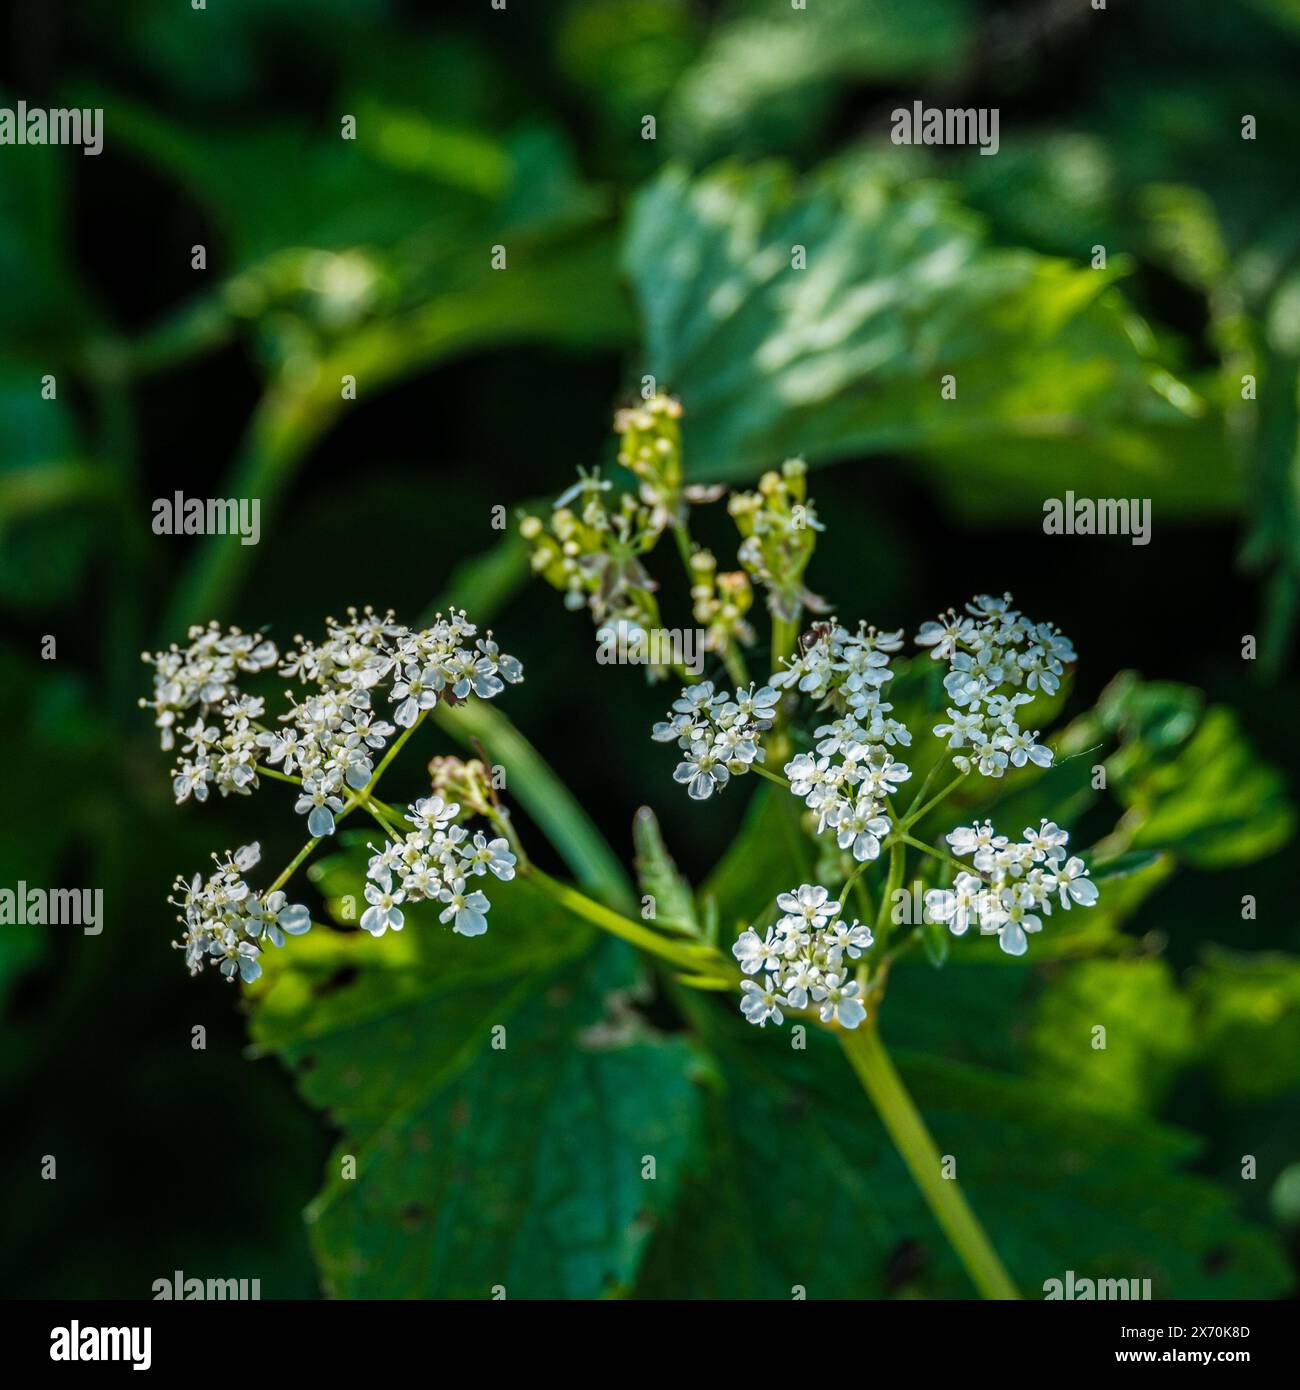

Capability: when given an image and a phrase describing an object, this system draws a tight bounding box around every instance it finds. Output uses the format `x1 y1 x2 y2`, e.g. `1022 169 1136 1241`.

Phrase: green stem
267 838 320 895
264 716 427 893
257 766 301 787
900 767 968 831
670 521 695 576
898 833 966 875
900 758 944 820
751 762 791 789
874 838 906 941
527 867 734 981
771 613 798 675
839 1025 1019 1300
851 873 875 926
361 803 406 841
370 710 427 782
721 642 751 690
487 806 531 872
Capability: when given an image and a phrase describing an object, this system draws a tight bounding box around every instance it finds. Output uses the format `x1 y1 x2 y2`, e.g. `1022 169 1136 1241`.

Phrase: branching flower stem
874 838 906 941
246 685 1016 1301
264 710 430 894
526 866 736 982
898 833 968 875
899 767 969 831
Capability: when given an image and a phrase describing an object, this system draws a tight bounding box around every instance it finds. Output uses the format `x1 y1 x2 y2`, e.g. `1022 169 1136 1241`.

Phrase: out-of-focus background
1 0 1298 1298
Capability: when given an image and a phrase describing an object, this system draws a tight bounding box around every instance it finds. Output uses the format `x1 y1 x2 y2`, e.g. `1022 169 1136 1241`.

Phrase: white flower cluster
924 819 1100 956
915 593 1073 778
169 842 311 984
777 622 912 863
140 622 280 801
143 608 523 838
651 681 778 799
732 884 874 1029
361 795 517 940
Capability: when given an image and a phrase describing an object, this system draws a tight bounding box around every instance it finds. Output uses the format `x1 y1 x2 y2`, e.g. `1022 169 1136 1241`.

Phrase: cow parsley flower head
915 594 1073 779
359 792 516 940
732 885 874 1029
729 459 825 621
651 680 778 799
169 842 311 982
150 606 526 984
140 622 278 755
924 819 1099 956
143 607 522 840
774 621 912 860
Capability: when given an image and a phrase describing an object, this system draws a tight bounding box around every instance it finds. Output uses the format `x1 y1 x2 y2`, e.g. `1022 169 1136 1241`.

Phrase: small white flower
438 878 491 937
813 973 867 1029
776 883 841 930
361 882 406 936
1054 856 1098 908
464 832 517 881
733 927 780 975
739 975 787 1027
295 778 345 837
673 742 730 800
247 891 312 947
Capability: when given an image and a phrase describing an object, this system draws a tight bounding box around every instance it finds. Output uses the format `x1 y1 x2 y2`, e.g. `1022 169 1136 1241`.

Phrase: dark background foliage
1 0 1297 1297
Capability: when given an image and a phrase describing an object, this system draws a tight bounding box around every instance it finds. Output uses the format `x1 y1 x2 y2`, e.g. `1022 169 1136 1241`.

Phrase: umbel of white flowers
925 819 1099 957
141 607 521 836
170 842 309 984
653 594 1069 861
733 884 874 1029
653 595 1100 1029
148 607 524 983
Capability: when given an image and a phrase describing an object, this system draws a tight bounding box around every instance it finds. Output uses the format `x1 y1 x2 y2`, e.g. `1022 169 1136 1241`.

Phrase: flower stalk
838 1022 1020 1300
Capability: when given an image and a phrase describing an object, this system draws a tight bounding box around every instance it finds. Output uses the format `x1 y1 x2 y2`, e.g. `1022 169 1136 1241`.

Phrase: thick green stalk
721 642 751 690
771 613 798 674
839 1024 1020 1300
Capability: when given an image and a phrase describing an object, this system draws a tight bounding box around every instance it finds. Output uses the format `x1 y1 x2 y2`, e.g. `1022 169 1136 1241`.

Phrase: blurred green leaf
625 160 1226 521
1087 849 1166 881
1110 704 1293 868
1192 948 1300 1102
1028 959 1194 1116
0 373 104 608
666 0 971 161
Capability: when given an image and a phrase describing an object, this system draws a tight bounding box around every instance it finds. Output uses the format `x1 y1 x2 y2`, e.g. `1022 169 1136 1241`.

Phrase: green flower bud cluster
728 458 824 622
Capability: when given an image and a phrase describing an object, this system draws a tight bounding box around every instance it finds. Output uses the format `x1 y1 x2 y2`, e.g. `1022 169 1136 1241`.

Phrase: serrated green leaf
632 805 699 935
250 877 705 1298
